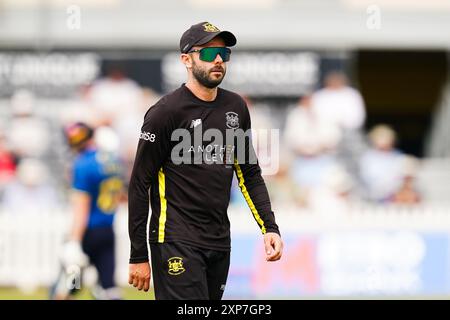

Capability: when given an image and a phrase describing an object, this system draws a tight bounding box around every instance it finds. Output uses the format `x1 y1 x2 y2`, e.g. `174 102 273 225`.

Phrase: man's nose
213 54 223 64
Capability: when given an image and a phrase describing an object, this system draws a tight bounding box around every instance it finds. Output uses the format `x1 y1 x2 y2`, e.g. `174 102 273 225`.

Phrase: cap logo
203 22 220 32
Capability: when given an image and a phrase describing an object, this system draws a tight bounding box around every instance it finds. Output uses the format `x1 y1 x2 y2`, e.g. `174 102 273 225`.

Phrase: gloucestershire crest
225 112 239 129
203 22 220 32
168 257 185 275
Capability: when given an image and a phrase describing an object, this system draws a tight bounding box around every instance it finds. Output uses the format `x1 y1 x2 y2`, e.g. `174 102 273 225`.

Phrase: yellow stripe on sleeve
158 168 167 243
234 160 267 234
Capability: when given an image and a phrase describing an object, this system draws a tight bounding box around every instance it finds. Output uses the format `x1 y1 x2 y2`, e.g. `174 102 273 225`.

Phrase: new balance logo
190 119 202 128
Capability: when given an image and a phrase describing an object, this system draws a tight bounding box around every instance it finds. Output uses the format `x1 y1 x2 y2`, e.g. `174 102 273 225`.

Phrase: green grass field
0 286 155 300
2 287 448 300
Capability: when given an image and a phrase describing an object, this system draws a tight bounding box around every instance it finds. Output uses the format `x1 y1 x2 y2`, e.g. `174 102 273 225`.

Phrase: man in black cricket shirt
128 21 283 300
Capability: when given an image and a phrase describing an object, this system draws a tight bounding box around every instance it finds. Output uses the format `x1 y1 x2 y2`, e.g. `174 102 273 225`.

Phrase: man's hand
128 262 151 292
264 232 283 262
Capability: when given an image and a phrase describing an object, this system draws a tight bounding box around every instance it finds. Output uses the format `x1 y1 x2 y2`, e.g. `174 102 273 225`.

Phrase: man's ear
180 54 192 69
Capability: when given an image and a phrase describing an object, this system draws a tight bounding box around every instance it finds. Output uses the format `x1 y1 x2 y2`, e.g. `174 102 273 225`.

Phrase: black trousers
150 242 230 300
82 226 116 290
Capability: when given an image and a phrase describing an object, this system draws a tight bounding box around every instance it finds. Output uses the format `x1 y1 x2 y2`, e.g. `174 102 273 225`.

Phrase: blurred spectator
0 128 17 189
89 63 142 128
114 87 161 186
312 71 366 131
89 65 157 188
60 84 98 126
2 158 58 213
308 164 354 216
283 95 343 207
284 95 341 157
243 96 276 176
6 90 52 160
359 124 404 202
312 71 367 183
390 155 422 205
114 87 160 154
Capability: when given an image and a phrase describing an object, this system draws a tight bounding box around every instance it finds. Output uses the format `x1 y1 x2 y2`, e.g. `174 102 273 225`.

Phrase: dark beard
192 62 226 89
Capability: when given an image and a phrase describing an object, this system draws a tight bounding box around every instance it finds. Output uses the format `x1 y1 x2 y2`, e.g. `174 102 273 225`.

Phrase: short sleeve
72 161 92 193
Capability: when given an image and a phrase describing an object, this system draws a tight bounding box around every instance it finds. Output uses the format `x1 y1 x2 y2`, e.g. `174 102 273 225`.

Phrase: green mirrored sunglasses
188 47 232 62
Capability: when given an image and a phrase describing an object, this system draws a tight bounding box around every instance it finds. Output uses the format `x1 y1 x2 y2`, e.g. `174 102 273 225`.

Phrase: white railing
1 204 450 294
0 210 68 289
0 207 133 291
